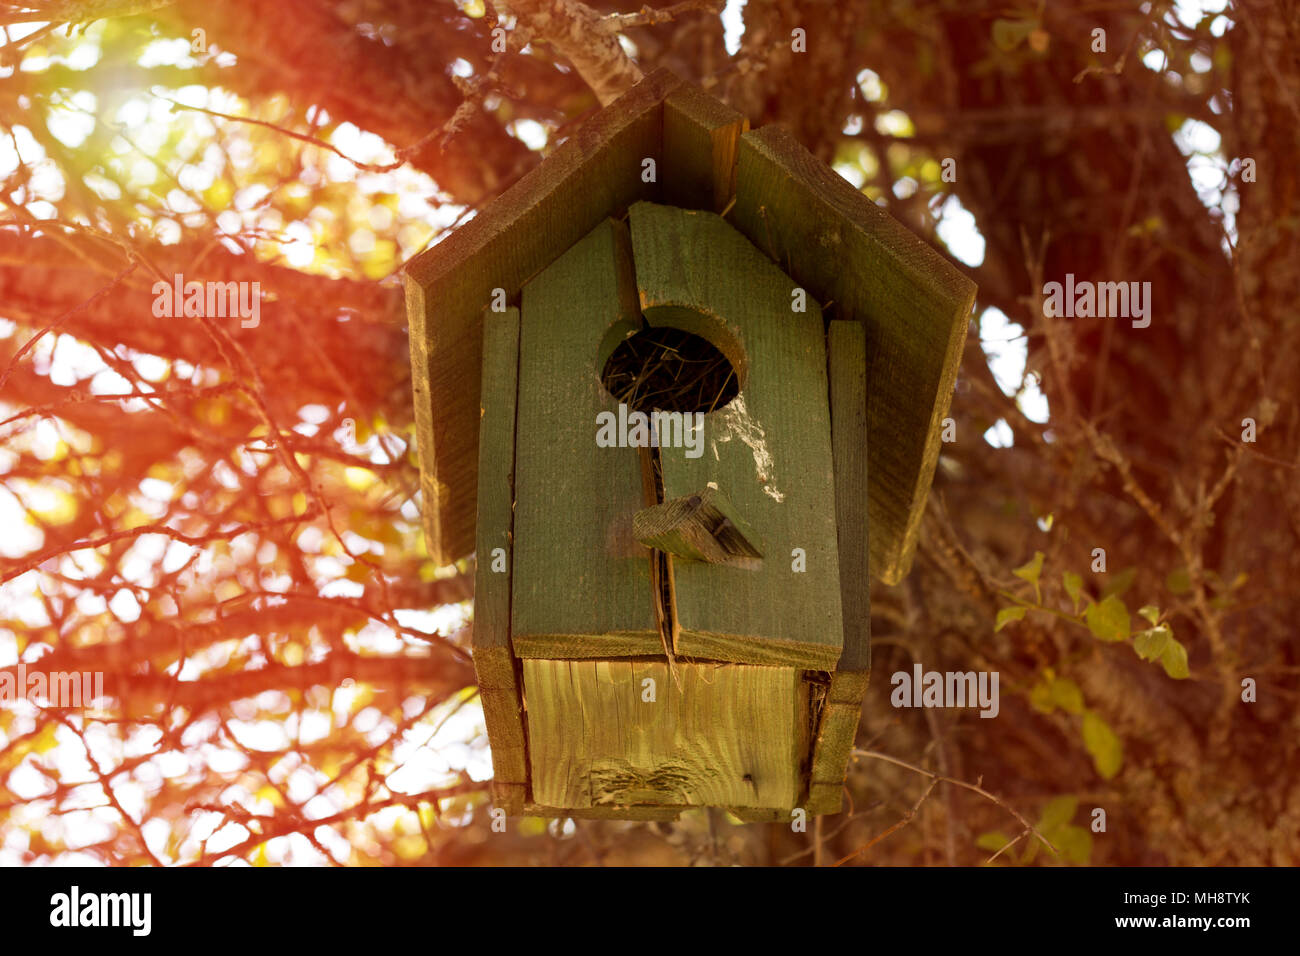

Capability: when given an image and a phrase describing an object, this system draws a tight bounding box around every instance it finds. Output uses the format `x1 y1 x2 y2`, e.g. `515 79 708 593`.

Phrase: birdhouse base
522 659 811 812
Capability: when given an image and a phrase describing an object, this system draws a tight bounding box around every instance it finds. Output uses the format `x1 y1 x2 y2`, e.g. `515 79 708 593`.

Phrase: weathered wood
809 700 863 790
492 781 526 816
523 658 807 810
728 806 803 824
828 320 871 673
522 803 682 821
810 323 873 810
731 125 976 585
629 201 844 669
405 69 685 564
662 85 748 213
633 486 763 569
472 306 527 785
806 782 844 816
511 218 662 659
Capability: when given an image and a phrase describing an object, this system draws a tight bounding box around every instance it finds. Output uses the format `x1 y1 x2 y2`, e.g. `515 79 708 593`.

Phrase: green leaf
1049 677 1085 715
1133 625 1171 662
1038 795 1078 830
1160 638 1190 679
1085 595 1131 643
1082 710 1123 779
1013 551 1045 602
1051 825 1093 865
1028 679 1056 714
995 605 1028 632
1013 551 1045 586
1063 571 1083 609
1138 605 1161 626
975 831 1013 852
1100 566 1137 599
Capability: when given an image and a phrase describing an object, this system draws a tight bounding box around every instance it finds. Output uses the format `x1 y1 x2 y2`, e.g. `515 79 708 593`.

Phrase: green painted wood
405 69 684 564
632 486 763 569
731 126 976 585
806 326 871 810
472 306 527 785
629 201 844 670
510 218 662 659
809 700 862 788
806 782 844 816
828 320 871 675
662 85 748 213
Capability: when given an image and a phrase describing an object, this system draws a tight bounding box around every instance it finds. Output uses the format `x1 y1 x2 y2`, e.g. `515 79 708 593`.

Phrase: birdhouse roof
404 69 974 585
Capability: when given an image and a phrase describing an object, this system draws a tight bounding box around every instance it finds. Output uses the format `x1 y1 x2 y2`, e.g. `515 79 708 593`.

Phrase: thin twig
851 749 1058 861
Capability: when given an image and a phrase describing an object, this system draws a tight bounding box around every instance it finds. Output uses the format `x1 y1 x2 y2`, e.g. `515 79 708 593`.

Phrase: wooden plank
728 807 800 824
731 125 976 585
629 201 844 670
806 782 844 816
633 486 763 569
809 700 863 788
813 324 872 817
521 803 682 821
492 781 526 816
523 659 807 810
471 306 528 785
828 320 871 674
405 68 685 564
662 85 748 213
510 218 662 659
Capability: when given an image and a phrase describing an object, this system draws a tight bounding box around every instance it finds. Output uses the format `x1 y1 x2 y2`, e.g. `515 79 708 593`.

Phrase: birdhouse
404 71 974 821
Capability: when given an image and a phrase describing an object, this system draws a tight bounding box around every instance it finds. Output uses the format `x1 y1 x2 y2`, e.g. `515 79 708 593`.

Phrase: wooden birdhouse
404 71 975 821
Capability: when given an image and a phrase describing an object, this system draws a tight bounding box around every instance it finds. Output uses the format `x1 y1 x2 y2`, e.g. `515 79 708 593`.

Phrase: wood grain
662 85 748 213
523 658 807 810
510 218 662 659
827 320 871 674
731 125 976 585
632 486 764 569
801 322 873 813
405 69 684 564
472 306 527 785
629 201 844 669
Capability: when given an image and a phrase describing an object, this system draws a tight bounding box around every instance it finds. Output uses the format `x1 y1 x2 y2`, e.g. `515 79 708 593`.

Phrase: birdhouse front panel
404 71 976 820
502 204 842 812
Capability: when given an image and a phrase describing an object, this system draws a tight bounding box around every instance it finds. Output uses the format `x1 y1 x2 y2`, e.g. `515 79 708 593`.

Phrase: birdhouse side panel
472 305 528 791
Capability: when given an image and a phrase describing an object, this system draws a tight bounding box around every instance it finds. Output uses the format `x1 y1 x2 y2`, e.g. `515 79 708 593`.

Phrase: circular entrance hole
601 326 740 414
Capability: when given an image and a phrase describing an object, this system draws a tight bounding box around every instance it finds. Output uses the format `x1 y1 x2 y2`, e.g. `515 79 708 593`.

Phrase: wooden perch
633 487 763 569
